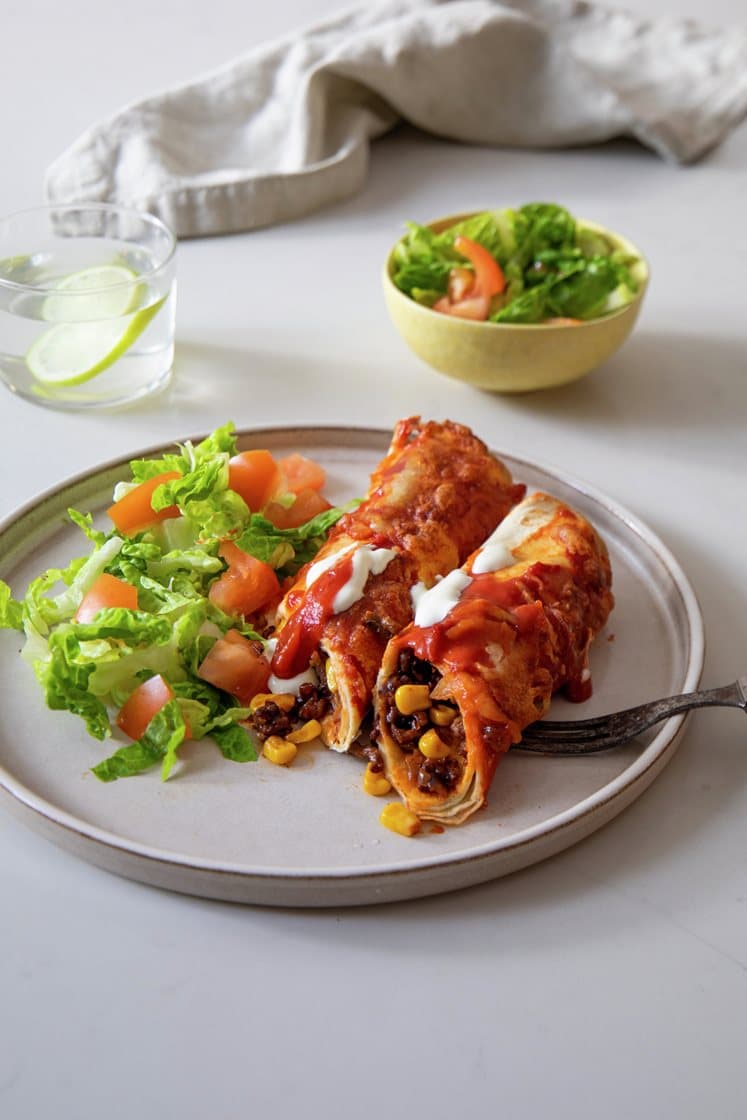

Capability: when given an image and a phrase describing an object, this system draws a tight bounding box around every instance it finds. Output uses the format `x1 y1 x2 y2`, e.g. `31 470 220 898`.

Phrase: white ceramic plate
0 426 704 907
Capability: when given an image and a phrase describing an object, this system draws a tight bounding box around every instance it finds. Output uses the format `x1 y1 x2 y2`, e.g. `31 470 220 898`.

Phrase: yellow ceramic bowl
382 214 649 393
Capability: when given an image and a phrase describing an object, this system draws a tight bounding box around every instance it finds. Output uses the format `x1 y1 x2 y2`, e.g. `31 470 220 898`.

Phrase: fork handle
518 680 747 753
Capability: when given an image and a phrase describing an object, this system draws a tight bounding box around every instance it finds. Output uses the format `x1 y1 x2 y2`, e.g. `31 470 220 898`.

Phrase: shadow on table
159 338 371 410
160 331 746 442
505 328 747 434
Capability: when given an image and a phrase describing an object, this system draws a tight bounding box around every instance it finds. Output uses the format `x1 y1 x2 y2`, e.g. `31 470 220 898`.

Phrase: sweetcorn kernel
394 684 431 715
418 729 449 759
363 764 392 797
430 704 457 727
287 719 322 744
250 692 295 712
380 802 421 837
262 736 298 766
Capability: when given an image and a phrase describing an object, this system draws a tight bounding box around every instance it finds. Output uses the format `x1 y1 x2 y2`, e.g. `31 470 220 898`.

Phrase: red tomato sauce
271 552 355 679
399 560 592 700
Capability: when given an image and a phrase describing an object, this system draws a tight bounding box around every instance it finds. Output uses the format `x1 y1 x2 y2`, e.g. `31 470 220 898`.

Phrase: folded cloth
45 0 747 238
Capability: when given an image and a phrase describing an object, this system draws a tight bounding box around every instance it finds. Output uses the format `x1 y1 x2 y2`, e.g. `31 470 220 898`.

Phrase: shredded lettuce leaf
92 699 189 782
236 504 356 578
2 422 347 782
0 581 23 631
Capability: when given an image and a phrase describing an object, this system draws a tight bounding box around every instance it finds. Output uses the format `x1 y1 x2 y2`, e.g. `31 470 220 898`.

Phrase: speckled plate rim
0 425 704 906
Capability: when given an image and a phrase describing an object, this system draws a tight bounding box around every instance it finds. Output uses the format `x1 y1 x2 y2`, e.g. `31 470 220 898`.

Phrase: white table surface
2 1 746 1116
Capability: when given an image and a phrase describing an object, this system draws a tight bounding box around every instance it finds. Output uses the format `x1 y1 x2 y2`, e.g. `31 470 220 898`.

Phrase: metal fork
516 677 747 754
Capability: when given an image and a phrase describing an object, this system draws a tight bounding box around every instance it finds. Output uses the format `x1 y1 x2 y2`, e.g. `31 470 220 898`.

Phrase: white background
1 2 746 1117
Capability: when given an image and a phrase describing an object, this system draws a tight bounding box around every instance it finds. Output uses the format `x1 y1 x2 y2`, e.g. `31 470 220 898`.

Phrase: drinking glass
0 203 176 409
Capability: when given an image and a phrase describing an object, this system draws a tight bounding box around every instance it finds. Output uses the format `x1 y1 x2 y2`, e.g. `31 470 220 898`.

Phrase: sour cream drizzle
332 545 396 613
305 542 357 589
413 570 473 628
269 666 318 696
270 542 398 681
306 542 396 615
471 495 560 575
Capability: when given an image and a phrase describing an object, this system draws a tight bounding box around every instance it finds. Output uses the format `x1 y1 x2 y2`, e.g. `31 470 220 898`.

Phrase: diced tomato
433 237 505 322
75 573 138 623
116 675 175 741
228 450 281 511
197 629 271 704
263 487 332 530
453 236 505 297
276 453 326 495
434 293 491 321
107 471 181 534
208 541 281 617
447 266 476 303
228 448 329 523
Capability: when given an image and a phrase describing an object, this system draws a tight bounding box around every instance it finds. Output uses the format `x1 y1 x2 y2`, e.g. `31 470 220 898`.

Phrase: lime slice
27 300 164 388
41 264 139 323
26 265 165 388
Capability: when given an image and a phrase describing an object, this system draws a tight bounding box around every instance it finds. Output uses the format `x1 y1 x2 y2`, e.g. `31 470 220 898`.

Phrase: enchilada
257 417 525 752
374 492 614 825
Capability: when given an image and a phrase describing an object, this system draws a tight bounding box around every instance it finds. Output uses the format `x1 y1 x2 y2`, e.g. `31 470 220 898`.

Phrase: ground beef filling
361 742 385 773
250 679 332 741
383 649 465 795
251 702 294 741
297 681 331 722
412 753 461 795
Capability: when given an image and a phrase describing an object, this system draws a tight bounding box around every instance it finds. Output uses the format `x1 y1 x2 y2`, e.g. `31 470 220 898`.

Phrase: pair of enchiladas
252 417 614 828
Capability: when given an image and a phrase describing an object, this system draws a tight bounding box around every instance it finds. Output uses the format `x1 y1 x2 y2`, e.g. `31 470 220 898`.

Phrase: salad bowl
383 212 649 393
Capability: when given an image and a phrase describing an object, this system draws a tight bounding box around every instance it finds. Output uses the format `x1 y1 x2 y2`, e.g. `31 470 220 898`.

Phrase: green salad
0 423 346 783
391 202 643 324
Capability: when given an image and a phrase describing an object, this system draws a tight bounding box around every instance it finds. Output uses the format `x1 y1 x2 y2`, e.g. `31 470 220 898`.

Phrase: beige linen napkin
45 0 747 238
